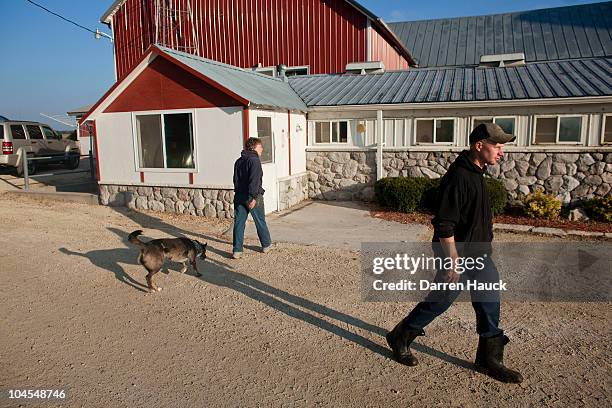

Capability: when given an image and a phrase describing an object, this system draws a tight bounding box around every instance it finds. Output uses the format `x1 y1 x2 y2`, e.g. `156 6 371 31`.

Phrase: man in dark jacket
386 123 523 383
232 137 272 259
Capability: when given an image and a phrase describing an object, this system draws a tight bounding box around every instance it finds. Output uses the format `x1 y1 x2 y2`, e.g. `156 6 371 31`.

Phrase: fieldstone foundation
307 150 612 204
278 172 309 211
99 184 234 218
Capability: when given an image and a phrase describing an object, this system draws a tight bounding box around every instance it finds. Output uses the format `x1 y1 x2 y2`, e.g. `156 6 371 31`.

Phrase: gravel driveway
1 194 610 407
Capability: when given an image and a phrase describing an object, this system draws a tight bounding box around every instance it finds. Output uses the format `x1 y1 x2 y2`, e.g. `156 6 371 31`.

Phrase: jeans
402 256 503 338
232 195 272 253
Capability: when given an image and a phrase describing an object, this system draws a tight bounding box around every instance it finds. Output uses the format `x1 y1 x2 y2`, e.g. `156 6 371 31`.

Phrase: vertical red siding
370 26 409 70
112 0 392 78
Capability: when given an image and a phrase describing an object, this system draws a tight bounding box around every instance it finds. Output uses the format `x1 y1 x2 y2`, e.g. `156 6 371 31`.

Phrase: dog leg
180 261 189 274
145 269 162 293
192 259 201 277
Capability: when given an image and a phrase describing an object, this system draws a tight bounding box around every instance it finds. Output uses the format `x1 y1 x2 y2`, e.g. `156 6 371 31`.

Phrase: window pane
10 125 26 140
26 125 43 139
257 116 273 163
474 118 493 129
605 116 612 143
331 122 338 143
535 117 557 144
136 115 164 168
42 126 57 140
494 118 515 135
315 122 330 143
416 120 433 143
559 117 581 142
384 119 394 147
436 119 454 143
339 121 348 143
164 113 194 168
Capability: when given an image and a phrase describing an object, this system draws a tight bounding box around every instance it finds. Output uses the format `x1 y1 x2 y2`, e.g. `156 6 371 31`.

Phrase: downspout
366 19 372 62
376 109 384 180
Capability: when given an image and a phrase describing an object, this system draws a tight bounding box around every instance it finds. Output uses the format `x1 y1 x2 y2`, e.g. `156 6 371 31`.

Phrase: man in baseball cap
386 122 523 383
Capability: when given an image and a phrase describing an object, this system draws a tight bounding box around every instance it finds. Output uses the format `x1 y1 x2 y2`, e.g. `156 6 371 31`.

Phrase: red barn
101 0 415 79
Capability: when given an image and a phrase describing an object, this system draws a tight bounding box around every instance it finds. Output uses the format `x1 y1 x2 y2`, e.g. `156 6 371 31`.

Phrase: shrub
584 196 612 222
374 177 439 213
375 176 508 215
522 191 561 220
485 178 508 216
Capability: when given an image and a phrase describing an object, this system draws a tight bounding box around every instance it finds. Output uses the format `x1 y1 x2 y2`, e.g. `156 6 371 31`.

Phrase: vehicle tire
15 158 37 177
64 155 80 170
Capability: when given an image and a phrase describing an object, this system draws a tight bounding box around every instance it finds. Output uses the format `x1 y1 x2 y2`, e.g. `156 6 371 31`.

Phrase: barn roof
388 1 612 68
288 57 612 106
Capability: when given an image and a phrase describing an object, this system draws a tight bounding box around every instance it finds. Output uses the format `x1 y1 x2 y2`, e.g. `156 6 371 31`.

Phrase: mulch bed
370 207 612 233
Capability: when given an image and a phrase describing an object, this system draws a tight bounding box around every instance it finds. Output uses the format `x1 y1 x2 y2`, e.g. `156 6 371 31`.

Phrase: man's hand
247 198 257 210
443 267 461 284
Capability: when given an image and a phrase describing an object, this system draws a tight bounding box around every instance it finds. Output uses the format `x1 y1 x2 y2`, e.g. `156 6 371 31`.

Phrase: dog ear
202 242 207 248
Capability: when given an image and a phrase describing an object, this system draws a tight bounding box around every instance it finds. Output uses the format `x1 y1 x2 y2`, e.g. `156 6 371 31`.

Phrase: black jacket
432 150 493 250
233 150 265 203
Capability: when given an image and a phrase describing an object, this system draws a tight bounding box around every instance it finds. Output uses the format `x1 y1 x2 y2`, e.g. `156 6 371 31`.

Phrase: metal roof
158 47 307 111
287 57 612 106
388 2 612 67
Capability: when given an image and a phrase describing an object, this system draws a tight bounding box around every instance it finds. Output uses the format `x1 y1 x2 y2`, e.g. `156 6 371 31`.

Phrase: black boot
386 323 424 366
474 334 523 383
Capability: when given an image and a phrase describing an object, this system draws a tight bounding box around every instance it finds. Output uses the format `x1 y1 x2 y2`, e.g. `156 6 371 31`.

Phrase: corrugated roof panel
287 57 612 106
388 2 612 67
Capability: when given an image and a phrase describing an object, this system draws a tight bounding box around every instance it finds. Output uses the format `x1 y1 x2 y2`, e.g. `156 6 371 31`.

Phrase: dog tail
128 230 147 249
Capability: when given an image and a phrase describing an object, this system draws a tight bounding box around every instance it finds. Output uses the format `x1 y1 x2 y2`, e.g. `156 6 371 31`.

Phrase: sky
0 0 599 130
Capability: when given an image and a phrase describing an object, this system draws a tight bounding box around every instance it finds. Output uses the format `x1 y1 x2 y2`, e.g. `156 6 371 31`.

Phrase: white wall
290 112 307 174
96 107 243 187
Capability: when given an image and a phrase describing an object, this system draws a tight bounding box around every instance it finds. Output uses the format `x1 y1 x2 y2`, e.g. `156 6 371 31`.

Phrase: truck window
10 125 26 139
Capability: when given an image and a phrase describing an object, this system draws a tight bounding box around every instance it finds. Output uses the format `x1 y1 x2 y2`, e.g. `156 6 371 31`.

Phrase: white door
262 162 277 214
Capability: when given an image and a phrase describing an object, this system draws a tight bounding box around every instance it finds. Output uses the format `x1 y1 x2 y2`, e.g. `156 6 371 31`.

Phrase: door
10 124 37 156
256 116 278 213
24 124 48 155
41 125 65 155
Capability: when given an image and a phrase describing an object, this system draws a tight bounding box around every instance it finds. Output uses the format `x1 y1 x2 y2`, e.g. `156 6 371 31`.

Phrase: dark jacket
432 150 493 252
233 150 265 203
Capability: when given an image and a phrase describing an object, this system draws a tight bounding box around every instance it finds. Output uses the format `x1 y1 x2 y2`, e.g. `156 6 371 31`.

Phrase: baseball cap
469 122 516 144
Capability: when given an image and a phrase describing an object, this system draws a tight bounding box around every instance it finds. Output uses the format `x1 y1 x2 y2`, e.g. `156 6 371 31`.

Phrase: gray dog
128 230 207 292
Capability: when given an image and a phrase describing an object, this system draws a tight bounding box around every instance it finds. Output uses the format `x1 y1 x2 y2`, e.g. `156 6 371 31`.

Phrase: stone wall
307 150 612 204
278 172 309 211
306 151 377 201
99 184 234 218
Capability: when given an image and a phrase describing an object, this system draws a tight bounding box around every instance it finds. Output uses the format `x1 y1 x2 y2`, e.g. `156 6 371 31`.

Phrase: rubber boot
386 323 424 366
474 334 523 383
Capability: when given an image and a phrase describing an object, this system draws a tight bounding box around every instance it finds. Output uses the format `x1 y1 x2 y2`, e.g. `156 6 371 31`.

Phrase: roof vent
345 61 385 75
479 53 526 67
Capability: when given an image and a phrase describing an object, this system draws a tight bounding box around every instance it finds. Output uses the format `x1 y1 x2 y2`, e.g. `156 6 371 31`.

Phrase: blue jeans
402 256 503 338
232 195 272 253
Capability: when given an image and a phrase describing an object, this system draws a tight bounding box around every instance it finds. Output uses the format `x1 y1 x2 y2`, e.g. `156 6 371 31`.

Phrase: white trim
471 115 517 144
602 114 612 145
110 19 117 81
413 117 456 145
533 114 586 145
132 109 198 172
306 96 612 111
100 181 233 189
311 120 350 145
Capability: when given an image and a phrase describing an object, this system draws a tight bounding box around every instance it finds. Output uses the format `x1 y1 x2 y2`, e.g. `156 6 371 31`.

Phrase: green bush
584 196 612 222
374 177 439 213
485 178 508 216
522 191 561 220
375 176 508 215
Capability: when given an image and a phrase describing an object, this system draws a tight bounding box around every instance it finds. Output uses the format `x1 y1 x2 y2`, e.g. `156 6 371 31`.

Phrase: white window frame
533 114 585 145
414 118 456 145
312 120 350 145
131 109 198 173
285 65 310 76
601 113 612 145
471 116 517 144
255 115 275 164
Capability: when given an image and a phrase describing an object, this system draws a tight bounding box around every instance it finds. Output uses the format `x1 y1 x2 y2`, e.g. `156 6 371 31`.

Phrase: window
42 126 60 140
285 66 309 77
314 121 348 144
256 117 273 164
415 119 454 144
383 119 405 147
603 115 612 144
473 116 516 136
135 112 194 169
534 116 582 144
10 125 26 140
26 125 43 140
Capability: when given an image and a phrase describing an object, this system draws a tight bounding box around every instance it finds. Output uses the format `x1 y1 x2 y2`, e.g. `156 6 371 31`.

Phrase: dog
128 230 207 292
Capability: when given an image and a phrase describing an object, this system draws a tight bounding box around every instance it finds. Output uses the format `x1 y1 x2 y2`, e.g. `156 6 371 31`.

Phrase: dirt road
1 194 610 407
